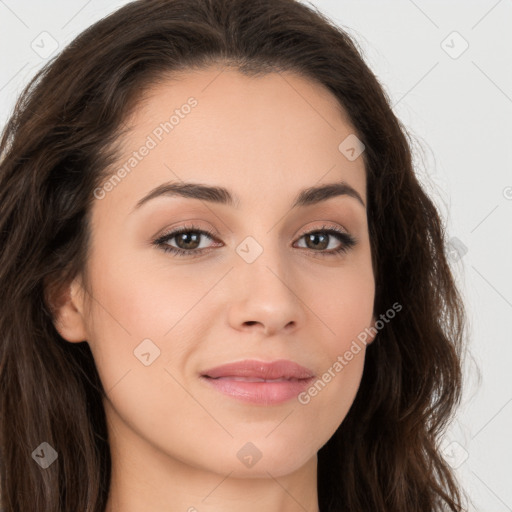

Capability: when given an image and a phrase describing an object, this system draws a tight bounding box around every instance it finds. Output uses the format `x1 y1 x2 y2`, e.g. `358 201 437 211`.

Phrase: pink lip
200 359 315 405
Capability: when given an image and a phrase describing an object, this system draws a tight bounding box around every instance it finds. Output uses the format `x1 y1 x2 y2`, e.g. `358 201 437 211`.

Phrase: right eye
153 224 222 257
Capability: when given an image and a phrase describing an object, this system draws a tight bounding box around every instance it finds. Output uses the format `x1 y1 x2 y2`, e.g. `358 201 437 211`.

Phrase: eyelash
153 223 357 258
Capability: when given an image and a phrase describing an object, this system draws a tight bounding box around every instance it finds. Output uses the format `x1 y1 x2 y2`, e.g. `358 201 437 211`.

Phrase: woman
0 0 468 510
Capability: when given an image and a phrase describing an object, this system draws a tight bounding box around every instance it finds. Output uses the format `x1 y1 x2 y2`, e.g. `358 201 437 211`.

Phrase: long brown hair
0 0 467 510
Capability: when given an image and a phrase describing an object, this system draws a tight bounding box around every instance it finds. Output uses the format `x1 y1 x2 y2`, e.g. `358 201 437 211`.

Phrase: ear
45 275 88 343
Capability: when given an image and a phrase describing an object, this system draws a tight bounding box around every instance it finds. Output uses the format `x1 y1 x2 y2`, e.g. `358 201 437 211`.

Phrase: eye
153 223 357 258
153 223 220 258
293 224 357 255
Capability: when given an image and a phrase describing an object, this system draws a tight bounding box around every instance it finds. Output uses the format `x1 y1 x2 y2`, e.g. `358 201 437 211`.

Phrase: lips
200 359 315 405
201 359 315 381
201 359 314 407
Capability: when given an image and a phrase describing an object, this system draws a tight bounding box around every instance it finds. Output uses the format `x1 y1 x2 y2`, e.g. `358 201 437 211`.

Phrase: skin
52 66 376 512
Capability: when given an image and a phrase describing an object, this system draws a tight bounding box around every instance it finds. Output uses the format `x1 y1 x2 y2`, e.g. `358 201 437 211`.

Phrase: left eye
296 230 351 251
154 224 356 257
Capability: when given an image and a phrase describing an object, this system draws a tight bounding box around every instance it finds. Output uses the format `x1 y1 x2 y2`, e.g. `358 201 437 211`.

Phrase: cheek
298 262 374 416
296 274 372 440
82 248 215 392
310 262 375 352
87 244 204 337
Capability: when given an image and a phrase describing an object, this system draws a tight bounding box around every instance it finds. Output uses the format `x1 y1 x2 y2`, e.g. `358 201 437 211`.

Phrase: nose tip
228 261 303 336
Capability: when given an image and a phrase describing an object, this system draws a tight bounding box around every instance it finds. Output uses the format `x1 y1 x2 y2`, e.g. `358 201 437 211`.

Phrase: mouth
205 376 305 382
200 359 315 405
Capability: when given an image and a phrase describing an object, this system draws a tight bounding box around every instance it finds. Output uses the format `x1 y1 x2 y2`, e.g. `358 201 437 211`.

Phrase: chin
209 437 317 479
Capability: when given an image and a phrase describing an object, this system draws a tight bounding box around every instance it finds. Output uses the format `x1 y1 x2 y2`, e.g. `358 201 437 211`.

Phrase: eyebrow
131 179 366 214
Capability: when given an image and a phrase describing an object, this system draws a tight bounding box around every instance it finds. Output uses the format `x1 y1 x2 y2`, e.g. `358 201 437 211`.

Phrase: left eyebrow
130 179 366 214
293 181 366 209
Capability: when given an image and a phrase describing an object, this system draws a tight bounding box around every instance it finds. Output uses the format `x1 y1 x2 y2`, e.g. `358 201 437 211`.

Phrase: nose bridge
235 233 288 289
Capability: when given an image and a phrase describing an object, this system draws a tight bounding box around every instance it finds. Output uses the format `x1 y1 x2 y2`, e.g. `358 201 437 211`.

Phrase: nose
226 245 306 337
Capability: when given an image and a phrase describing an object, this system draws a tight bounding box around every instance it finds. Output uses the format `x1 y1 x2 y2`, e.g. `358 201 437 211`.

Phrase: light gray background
1 1 511 510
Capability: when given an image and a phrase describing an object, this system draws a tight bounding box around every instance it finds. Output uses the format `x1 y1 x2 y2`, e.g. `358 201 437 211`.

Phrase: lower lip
200 376 314 405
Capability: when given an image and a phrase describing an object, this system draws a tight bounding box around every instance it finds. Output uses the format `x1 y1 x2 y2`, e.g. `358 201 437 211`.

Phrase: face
58 66 376 480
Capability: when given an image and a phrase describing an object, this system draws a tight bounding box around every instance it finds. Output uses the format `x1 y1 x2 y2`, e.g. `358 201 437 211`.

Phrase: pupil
307 233 328 250
178 232 200 249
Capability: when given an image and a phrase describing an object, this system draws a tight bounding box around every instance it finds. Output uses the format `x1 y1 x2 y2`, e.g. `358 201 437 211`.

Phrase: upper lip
201 359 315 380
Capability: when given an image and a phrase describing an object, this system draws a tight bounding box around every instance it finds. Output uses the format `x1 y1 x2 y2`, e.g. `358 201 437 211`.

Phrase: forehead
96 66 366 218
